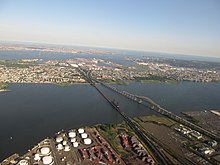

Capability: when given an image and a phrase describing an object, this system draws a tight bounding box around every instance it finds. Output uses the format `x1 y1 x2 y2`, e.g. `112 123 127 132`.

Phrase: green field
100 79 129 85
96 123 134 157
0 60 37 68
0 83 9 90
56 83 74 87
136 115 176 127
134 75 178 84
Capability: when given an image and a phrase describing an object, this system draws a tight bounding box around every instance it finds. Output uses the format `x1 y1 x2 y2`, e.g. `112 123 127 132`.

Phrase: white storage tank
78 128 84 134
34 153 41 161
40 147 50 155
62 140 67 146
68 131 76 138
57 144 63 150
81 133 88 139
84 138 92 145
18 160 28 165
64 145 71 151
73 142 79 148
70 138 76 143
42 155 53 165
56 136 63 143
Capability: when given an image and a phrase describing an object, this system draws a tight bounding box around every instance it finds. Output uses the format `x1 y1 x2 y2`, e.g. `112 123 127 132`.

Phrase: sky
0 0 220 57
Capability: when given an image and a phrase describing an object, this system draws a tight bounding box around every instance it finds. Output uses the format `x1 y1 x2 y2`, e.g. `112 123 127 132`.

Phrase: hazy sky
0 0 220 57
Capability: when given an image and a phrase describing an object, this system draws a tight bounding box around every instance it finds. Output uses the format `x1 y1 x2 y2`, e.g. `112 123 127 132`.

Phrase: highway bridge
77 67 201 164
76 66 220 142
99 82 220 142
92 81 193 165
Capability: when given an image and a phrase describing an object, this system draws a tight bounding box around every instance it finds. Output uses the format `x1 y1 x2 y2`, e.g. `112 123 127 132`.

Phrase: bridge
76 66 220 142
98 82 220 142
92 78 195 165
76 67 204 164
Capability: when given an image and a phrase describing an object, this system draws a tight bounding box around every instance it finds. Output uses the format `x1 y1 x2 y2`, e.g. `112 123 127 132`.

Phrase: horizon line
1 39 220 59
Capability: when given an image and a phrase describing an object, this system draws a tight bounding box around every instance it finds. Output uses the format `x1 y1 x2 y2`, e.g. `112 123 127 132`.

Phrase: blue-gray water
0 83 151 160
113 82 220 112
1 82 220 160
1 50 220 64
0 50 133 65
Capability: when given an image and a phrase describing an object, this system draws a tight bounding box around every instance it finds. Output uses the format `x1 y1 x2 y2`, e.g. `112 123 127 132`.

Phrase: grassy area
56 82 87 87
100 79 129 85
140 79 162 83
56 83 74 87
136 115 176 127
114 79 129 85
0 83 9 92
165 79 179 84
0 83 9 90
96 123 133 157
134 75 178 84
181 112 200 124
0 60 37 68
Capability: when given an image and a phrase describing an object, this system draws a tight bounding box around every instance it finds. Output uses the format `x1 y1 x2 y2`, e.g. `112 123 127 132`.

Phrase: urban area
1 57 220 88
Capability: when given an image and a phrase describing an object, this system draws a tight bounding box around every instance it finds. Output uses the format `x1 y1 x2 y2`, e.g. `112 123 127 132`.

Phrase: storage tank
18 160 28 165
57 144 63 150
34 153 41 161
84 138 92 145
81 133 88 139
40 147 50 155
70 138 76 143
68 131 76 138
73 142 79 148
64 145 71 151
56 136 63 143
42 156 53 165
62 140 67 146
78 128 84 134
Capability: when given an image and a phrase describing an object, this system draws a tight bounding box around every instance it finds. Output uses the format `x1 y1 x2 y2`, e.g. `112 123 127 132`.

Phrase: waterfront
1 82 220 160
0 83 150 160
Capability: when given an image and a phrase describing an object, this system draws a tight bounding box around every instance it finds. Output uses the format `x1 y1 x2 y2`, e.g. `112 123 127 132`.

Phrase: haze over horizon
0 0 220 57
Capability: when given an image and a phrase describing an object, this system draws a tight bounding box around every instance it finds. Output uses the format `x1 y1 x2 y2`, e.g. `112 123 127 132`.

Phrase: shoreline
0 89 8 92
2 111 220 163
1 80 220 91
0 83 10 92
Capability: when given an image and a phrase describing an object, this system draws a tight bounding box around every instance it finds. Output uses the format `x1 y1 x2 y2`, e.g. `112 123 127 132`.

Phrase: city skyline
0 0 220 57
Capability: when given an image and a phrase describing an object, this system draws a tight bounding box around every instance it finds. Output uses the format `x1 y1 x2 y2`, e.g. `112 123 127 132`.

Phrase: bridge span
76 67 203 164
99 82 220 142
92 81 196 165
76 65 220 142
